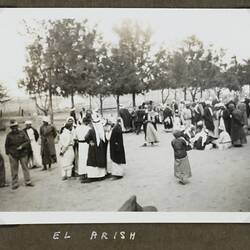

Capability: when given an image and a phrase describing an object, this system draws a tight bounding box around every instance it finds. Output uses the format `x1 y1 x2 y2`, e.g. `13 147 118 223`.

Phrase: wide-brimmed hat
42 116 49 123
118 195 157 212
9 120 18 127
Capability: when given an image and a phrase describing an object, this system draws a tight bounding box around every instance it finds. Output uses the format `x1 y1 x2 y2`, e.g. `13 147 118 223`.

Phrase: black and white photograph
0 8 250 215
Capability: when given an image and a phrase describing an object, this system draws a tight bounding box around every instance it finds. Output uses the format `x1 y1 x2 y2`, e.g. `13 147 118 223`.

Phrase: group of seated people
182 121 232 151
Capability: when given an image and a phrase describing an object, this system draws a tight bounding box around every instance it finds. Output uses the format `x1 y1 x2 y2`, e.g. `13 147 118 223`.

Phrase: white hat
197 121 203 127
25 120 32 125
42 116 49 123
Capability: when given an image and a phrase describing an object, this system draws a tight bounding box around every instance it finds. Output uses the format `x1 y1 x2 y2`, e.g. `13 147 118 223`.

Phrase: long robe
163 107 173 129
230 109 247 146
59 128 75 177
109 124 126 177
119 108 132 131
204 107 215 134
75 124 90 175
85 126 107 178
24 127 42 167
237 102 248 135
0 153 6 187
40 124 57 165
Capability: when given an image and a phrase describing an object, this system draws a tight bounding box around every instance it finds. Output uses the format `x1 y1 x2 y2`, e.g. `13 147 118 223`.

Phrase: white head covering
92 112 105 146
25 120 32 125
92 120 105 146
66 116 74 123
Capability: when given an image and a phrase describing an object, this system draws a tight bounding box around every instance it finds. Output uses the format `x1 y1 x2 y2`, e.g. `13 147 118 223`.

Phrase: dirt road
0 126 250 212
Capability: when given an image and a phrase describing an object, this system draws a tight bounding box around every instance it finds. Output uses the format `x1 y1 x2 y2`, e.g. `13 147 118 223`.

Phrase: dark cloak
110 124 126 164
85 127 107 168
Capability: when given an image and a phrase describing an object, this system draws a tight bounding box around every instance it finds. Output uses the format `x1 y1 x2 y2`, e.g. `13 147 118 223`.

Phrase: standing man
83 112 108 183
5 120 34 189
109 118 126 180
40 116 57 171
59 117 75 180
134 106 146 135
23 120 41 169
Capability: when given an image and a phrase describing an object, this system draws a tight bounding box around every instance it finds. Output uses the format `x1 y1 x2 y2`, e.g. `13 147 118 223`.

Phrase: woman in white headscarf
83 112 108 183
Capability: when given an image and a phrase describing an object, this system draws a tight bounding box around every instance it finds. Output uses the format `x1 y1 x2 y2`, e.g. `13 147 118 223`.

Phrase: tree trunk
116 95 120 115
71 91 75 108
200 89 203 99
174 89 177 100
48 70 54 124
99 94 103 116
161 89 164 104
132 92 136 108
89 95 92 110
184 87 187 101
216 89 221 100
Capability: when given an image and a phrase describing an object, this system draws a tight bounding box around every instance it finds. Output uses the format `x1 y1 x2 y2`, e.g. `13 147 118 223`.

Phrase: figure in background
203 101 215 138
70 107 77 124
23 120 41 169
40 116 57 171
181 102 192 128
134 105 146 135
237 98 248 135
142 107 159 146
163 103 173 131
212 125 232 150
228 103 247 147
119 105 132 132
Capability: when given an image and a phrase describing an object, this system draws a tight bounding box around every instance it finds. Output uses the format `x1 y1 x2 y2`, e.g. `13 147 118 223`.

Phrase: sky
1 8 250 97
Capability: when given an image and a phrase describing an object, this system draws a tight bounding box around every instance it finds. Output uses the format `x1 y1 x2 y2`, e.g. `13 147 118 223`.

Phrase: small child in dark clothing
171 129 192 185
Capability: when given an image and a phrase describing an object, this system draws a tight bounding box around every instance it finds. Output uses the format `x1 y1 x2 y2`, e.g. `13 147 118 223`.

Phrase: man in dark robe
163 104 173 130
109 119 126 180
119 106 132 132
70 108 77 124
134 106 146 134
228 104 247 146
203 101 215 136
244 97 250 118
40 117 57 170
83 113 108 183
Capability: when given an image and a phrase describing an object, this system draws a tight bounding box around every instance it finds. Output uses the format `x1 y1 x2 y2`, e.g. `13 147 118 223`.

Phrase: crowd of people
0 95 249 189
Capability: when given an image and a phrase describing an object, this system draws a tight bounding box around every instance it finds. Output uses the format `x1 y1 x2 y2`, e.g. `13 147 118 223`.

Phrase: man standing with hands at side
5 120 34 190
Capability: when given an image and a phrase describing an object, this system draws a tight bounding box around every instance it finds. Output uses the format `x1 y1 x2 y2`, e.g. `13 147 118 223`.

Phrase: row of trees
19 19 250 122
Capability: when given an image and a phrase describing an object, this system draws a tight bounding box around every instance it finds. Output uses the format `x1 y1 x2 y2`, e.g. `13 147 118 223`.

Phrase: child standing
171 129 192 185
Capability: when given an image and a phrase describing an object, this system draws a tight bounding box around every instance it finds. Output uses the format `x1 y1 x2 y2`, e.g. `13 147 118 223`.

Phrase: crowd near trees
18 18 250 122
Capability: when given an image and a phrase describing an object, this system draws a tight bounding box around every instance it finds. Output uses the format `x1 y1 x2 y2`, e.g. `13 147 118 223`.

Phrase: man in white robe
59 117 75 180
75 117 91 181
